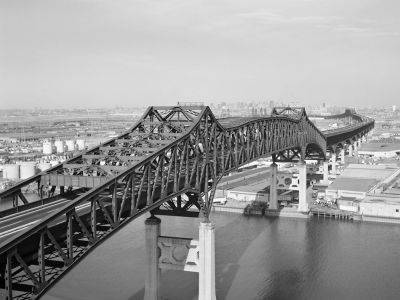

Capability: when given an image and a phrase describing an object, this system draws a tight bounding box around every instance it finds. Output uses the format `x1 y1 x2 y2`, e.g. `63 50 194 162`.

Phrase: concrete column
323 160 329 182
297 161 308 213
354 142 359 157
331 153 337 175
198 222 217 300
340 148 345 165
269 162 278 210
348 144 353 157
144 216 161 300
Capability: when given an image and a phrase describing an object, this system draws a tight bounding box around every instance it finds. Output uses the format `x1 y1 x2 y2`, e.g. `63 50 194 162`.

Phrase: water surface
43 213 400 300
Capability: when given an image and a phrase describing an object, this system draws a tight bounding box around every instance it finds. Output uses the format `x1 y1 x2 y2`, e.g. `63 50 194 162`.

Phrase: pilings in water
312 209 354 221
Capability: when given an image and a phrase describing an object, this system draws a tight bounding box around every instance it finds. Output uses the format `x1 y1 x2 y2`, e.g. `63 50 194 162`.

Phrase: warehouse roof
340 164 398 180
359 143 400 152
328 177 378 193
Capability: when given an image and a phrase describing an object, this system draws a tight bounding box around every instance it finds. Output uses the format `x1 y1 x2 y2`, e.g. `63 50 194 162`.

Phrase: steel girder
0 106 374 299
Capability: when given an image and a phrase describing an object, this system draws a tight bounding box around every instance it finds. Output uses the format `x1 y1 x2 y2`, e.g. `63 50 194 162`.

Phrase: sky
0 0 399 109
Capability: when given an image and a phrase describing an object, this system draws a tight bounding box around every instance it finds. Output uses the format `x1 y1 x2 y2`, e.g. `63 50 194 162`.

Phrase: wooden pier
311 208 354 220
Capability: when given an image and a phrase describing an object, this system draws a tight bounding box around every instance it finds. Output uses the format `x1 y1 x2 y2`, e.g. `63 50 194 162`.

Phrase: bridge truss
0 106 374 299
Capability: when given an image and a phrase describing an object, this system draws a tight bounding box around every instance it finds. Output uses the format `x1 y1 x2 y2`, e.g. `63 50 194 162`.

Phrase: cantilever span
0 106 374 299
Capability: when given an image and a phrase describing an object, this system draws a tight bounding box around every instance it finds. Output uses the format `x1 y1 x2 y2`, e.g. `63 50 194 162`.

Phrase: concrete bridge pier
297 161 308 213
354 141 359 157
348 144 353 157
144 215 217 300
198 221 217 300
269 162 278 210
323 160 329 183
340 148 346 165
331 153 337 175
144 216 161 300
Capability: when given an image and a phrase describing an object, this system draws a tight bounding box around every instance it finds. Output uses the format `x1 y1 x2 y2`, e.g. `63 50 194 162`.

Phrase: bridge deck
217 117 265 128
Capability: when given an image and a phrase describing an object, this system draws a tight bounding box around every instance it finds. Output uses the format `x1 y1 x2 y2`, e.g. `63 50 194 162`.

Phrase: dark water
43 213 400 300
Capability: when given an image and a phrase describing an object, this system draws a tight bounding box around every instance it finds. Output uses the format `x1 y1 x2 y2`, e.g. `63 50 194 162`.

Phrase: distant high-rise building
393 105 397 112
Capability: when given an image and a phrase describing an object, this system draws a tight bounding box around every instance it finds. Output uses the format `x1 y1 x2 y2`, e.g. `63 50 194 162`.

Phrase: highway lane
0 191 119 245
0 199 72 244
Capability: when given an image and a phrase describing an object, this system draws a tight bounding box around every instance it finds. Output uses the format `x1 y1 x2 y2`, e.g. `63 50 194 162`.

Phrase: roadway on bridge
0 199 74 244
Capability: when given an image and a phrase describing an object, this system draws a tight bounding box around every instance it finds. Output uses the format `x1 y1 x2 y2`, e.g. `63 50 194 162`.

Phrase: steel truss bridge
0 106 374 299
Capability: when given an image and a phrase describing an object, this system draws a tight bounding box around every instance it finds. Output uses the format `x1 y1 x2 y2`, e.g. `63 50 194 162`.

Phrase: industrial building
325 164 400 222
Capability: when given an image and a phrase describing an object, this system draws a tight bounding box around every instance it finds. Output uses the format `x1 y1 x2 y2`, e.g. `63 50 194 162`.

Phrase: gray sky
0 0 399 109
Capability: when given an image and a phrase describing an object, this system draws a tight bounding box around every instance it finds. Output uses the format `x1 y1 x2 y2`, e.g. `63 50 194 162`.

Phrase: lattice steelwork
0 106 374 299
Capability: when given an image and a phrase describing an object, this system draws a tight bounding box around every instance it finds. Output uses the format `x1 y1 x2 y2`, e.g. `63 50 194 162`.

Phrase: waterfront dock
311 207 354 220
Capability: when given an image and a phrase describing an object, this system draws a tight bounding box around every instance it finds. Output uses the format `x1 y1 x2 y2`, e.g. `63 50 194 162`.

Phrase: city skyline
1 0 399 109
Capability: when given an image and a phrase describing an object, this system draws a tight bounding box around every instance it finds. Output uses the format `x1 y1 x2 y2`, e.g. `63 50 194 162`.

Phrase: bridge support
331 153 337 175
269 162 278 210
198 221 217 300
348 144 353 157
340 148 345 165
297 161 308 213
143 215 216 300
354 141 359 157
144 216 161 300
323 160 329 183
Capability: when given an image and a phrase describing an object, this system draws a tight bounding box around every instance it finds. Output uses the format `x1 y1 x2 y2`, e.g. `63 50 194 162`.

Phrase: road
0 199 71 244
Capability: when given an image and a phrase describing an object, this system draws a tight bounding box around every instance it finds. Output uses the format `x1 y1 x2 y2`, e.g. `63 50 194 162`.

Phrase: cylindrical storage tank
65 140 75 152
19 162 37 179
43 141 53 155
38 163 52 172
76 139 85 150
3 164 20 180
54 140 65 153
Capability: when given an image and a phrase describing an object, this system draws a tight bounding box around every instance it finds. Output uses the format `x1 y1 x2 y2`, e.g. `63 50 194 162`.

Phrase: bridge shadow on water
214 214 276 300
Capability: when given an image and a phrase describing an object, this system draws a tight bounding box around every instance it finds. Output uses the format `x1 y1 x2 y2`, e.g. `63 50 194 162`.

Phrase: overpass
0 106 374 300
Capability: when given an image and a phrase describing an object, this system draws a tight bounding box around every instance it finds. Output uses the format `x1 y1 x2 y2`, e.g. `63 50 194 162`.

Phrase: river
42 212 400 300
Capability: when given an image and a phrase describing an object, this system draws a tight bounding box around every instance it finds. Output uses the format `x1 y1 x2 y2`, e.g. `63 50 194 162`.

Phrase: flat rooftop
363 195 400 205
218 174 269 191
340 164 398 180
359 142 400 152
219 167 269 184
329 177 378 193
227 181 269 194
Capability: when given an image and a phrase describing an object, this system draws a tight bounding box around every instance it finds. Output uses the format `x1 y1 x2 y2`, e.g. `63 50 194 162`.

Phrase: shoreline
212 204 400 224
